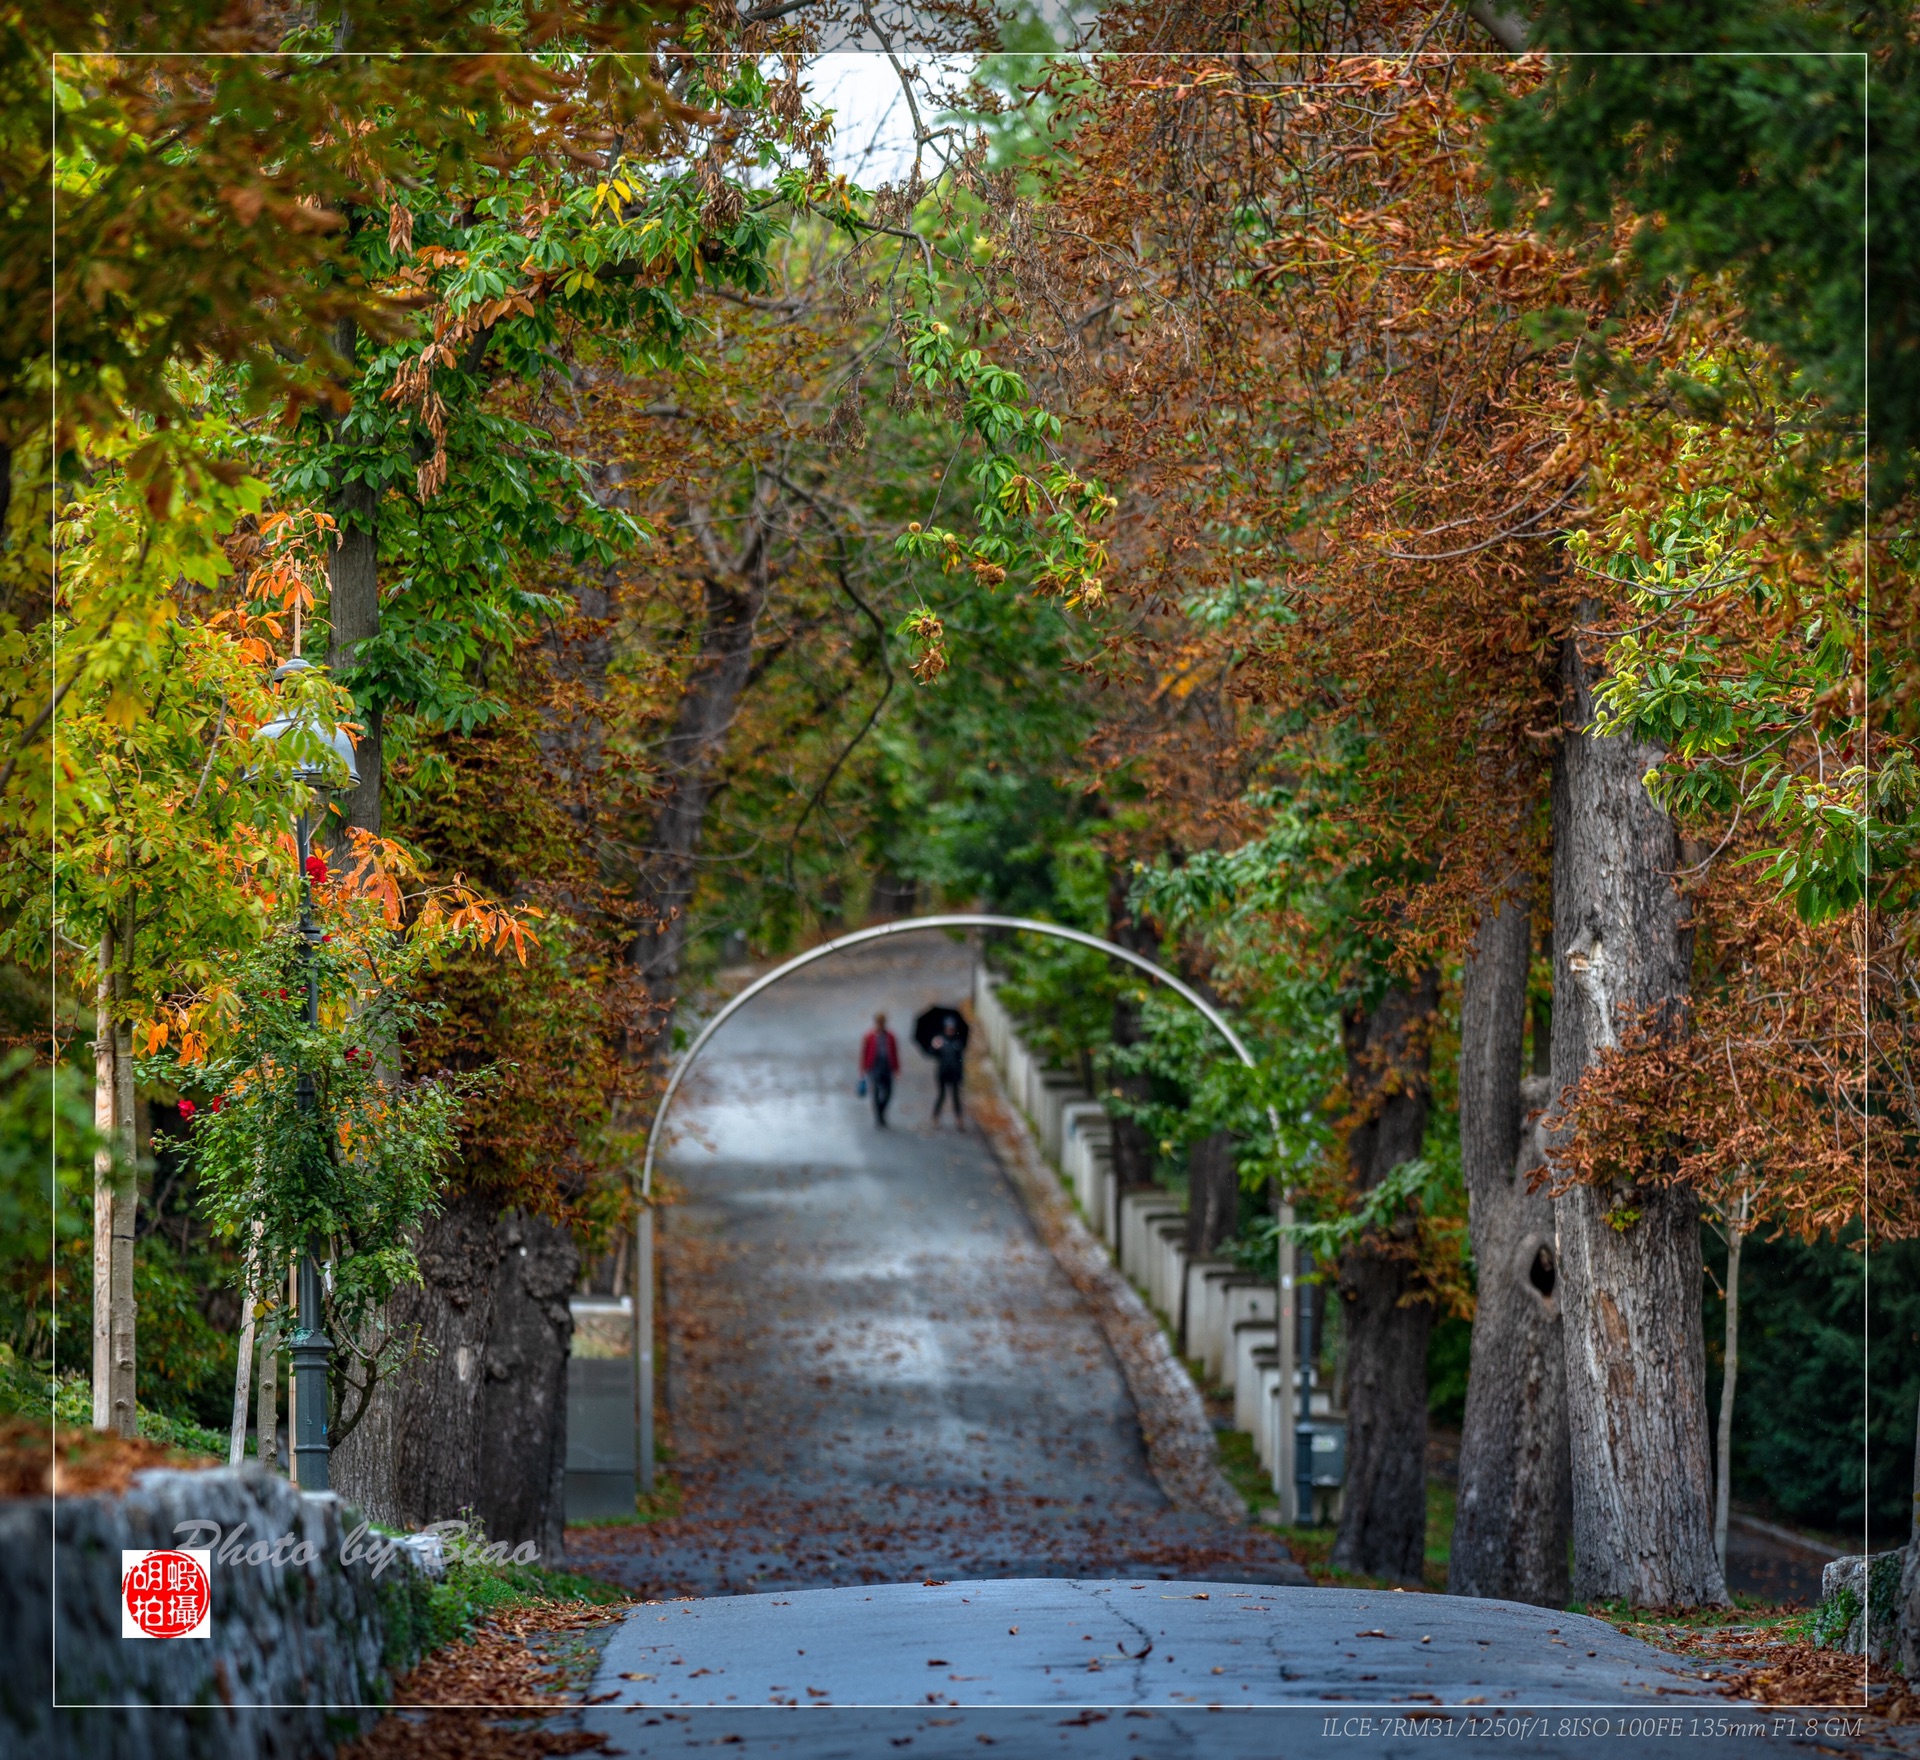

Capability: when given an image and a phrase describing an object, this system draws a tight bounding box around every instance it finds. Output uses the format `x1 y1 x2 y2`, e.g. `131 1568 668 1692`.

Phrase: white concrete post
635 1205 655 1496
1275 1212 1298 1522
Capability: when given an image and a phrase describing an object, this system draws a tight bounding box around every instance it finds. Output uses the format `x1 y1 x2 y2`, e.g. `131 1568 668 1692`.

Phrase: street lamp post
255 656 358 1494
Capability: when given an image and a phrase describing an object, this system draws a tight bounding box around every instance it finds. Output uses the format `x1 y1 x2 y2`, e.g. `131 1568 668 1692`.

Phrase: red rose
344 1047 358 1062
177 1099 196 1120
305 855 328 886
278 989 288 1000
208 1096 224 1114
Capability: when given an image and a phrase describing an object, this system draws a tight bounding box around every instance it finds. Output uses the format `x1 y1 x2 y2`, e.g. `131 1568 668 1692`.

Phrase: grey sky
806 52 975 187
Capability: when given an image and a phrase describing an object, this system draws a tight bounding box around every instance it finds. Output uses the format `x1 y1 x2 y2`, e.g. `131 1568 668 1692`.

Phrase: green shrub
1427 1314 1472 1430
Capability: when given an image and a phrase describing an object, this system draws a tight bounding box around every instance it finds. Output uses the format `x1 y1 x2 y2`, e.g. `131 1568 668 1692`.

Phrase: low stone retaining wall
1816 1546 1920 1670
2 1462 437 1760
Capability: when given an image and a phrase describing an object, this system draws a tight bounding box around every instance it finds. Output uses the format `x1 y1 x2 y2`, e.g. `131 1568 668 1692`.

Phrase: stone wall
2 1463 435 1760
1815 1542 1920 1675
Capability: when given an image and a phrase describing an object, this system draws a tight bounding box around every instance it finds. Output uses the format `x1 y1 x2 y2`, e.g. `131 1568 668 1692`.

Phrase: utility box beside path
566 1296 636 1522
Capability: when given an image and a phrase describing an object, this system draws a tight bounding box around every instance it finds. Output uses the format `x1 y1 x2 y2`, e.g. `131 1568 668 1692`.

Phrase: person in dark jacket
859 1013 900 1126
930 1008 969 1127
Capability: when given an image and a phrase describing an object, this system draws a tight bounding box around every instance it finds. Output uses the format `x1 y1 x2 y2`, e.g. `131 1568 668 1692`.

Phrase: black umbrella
913 1006 967 1056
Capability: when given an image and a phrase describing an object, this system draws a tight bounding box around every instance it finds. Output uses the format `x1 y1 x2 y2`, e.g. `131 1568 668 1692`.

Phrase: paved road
574 1579 1882 1759
589 1577 1740 1709
570 938 1308 1596
574 1583 1886 1756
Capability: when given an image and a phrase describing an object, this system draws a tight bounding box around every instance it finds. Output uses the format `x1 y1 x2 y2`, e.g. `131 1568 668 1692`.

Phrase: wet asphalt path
570 938 1307 1597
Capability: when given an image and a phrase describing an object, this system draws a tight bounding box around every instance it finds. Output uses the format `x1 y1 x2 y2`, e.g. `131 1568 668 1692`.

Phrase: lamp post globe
254 656 361 792
251 655 357 1493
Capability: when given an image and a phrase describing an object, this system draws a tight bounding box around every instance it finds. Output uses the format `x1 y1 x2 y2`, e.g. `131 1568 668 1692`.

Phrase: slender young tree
1711 1187 1752 1578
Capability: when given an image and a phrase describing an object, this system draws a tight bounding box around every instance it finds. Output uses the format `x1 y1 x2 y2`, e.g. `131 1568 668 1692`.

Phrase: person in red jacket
859 1012 900 1127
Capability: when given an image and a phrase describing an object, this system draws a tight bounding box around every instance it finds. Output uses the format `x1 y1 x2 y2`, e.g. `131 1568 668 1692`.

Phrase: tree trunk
372 1192 498 1530
326 467 382 837
323 318 381 836
228 1224 263 1467
90 934 114 1431
1714 1196 1748 1577
105 900 138 1438
257 1330 278 1472
625 491 777 1010
1449 881 1571 1606
329 1191 575 1549
477 1210 579 1562
1329 971 1439 1584
1549 622 1725 1607
1185 1130 1238 1258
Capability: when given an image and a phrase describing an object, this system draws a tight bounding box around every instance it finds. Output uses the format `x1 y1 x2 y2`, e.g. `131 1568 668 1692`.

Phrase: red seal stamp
121 1549 212 1639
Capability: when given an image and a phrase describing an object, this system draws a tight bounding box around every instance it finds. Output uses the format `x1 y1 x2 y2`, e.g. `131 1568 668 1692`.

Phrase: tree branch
1463 1 1531 50
188 695 229 810
0 670 76 797
769 495 894 890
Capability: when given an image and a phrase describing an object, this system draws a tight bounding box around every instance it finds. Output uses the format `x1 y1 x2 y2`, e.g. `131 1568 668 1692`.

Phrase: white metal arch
628 912 1298 1513
641 912 1258 1199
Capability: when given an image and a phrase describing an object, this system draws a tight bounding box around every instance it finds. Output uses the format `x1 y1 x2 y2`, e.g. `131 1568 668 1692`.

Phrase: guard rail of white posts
971 964 1333 1504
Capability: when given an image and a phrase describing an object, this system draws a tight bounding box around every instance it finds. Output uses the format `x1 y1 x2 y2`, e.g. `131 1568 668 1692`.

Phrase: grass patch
354 1560 636 1741
1213 1423 1275 1516
379 1545 632 1676
421 1555 627 1651
1272 1476 1457 1593
1577 1597 1821 1646
1571 1597 1920 1717
565 1462 684 1529
0 1351 225 1458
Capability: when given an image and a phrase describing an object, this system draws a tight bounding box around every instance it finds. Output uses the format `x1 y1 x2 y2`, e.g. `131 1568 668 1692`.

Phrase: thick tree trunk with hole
330 1191 576 1549
1550 625 1724 1607
1185 1130 1238 1259
1329 972 1439 1584
1450 884 1571 1605
625 499 776 1014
